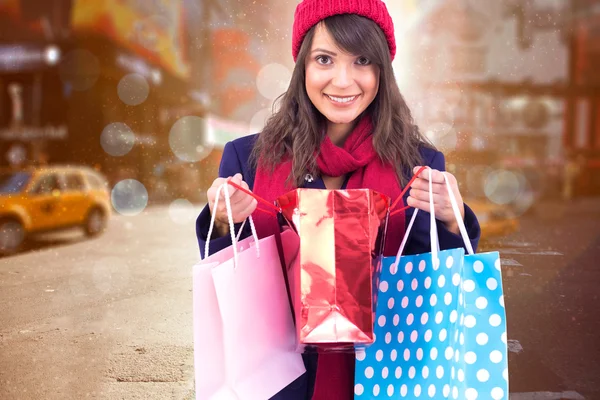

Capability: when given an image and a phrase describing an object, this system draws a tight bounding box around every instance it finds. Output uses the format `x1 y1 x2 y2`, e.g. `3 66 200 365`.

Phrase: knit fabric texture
292 0 396 61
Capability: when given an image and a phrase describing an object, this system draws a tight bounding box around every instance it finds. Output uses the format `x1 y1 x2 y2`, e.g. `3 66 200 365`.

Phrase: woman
196 0 481 398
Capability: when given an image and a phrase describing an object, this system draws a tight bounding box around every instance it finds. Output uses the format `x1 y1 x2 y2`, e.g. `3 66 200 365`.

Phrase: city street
1 199 599 399
0 205 202 400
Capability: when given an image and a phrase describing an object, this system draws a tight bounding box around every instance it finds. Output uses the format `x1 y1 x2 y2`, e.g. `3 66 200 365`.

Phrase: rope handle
204 182 261 261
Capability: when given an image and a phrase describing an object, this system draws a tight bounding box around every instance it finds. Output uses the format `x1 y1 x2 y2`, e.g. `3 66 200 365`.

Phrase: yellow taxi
0 165 111 255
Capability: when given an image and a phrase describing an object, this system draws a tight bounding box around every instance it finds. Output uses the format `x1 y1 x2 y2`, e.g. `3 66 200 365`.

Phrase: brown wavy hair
251 14 433 187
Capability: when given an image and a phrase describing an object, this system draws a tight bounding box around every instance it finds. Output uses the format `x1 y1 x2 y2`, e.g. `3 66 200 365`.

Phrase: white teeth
327 95 357 103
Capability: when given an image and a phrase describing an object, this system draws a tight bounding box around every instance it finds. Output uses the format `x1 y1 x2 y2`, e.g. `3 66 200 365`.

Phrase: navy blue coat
195 134 481 400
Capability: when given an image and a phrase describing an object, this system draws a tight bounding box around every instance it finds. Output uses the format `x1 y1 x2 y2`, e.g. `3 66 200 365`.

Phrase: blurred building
180 0 296 192
566 0 600 195
398 0 600 199
0 0 212 202
0 0 72 169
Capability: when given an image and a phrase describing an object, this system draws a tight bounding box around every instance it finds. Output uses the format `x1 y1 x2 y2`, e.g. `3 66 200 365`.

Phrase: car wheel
84 208 106 237
0 218 25 256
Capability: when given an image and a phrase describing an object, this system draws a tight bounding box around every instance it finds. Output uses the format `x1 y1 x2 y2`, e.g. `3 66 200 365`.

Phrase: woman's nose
331 64 353 88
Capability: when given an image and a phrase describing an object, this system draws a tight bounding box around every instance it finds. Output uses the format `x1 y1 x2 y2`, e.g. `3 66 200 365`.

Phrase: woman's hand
407 167 465 235
207 173 258 237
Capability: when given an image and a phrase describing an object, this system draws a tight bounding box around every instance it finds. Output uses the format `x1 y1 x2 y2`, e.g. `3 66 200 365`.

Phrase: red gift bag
277 188 389 352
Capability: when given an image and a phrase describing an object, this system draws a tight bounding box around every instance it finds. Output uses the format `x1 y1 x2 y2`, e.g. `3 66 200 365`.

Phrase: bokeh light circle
111 179 148 216
118 73 149 106
512 172 536 216
484 170 521 205
424 122 457 152
169 116 213 162
256 63 292 100
249 108 272 134
465 166 494 198
101 123 135 156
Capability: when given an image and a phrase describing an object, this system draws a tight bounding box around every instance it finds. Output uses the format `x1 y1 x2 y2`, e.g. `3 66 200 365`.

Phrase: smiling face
304 24 380 131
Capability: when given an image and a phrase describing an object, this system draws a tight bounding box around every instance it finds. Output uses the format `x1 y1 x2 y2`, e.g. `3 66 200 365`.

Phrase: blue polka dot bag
354 171 509 399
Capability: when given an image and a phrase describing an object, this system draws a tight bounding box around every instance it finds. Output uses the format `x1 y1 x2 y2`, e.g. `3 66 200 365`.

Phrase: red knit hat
292 0 396 62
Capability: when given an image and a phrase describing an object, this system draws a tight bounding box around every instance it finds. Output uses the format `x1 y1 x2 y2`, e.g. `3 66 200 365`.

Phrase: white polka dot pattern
354 250 508 399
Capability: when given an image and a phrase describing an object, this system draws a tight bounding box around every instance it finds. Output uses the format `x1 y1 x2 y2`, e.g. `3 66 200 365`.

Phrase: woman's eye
357 57 371 65
316 55 332 65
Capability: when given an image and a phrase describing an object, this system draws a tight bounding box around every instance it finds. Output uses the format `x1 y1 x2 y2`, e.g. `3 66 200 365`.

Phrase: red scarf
252 116 406 400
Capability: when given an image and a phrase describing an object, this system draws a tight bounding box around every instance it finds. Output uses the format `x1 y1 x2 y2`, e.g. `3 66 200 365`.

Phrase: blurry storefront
0 0 70 168
0 0 210 202
190 0 294 186
402 0 572 203
66 0 195 196
0 44 67 167
565 1 600 196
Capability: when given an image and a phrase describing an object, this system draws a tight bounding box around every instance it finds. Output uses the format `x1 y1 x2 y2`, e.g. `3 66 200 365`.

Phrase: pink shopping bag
193 183 305 400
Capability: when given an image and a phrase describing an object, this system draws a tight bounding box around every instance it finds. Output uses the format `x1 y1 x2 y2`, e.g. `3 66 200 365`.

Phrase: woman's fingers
410 167 446 194
217 201 255 223
231 187 256 213
225 173 242 198
207 178 227 211
208 173 260 225
409 188 443 204
409 168 466 228
412 166 445 183
406 195 431 213
228 176 251 205
410 178 445 193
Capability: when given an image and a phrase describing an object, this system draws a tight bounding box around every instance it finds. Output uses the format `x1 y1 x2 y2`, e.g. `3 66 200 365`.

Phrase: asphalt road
0 204 202 400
